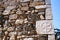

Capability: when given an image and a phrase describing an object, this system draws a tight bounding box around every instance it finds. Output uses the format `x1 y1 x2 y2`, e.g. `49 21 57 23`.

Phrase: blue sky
51 0 60 29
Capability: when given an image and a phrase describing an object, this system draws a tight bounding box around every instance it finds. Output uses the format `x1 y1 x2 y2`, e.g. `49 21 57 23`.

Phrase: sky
51 0 60 29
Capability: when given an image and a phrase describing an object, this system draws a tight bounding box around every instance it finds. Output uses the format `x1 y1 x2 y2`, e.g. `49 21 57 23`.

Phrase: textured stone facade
0 0 55 40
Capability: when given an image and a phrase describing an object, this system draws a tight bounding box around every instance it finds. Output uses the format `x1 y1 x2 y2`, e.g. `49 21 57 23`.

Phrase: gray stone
9 14 17 19
45 8 53 19
45 0 51 4
3 6 16 15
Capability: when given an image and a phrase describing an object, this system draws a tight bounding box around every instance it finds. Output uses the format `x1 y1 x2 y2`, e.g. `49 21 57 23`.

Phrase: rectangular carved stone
45 8 53 19
36 20 54 34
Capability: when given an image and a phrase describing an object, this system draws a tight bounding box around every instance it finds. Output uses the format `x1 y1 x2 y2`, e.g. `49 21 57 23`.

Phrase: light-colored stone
3 6 16 15
16 9 22 14
29 2 45 7
34 0 44 2
9 14 17 19
45 8 53 19
48 35 55 40
35 5 46 9
40 14 45 20
45 0 51 4
46 5 51 8
15 19 24 25
36 20 54 34
21 7 29 11
0 28 2 31
21 2 28 7
20 0 30 2
7 27 14 31
38 12 44 14
9 32 17 36
24 18 28 23
23 38 34 40
10 35 15 40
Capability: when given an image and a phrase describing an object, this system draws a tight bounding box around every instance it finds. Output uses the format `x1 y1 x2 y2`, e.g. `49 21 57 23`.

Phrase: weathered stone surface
29 2 45 7
20 0 30 2
3 6 16 15
16 9 22 14
38 12 44 14
46 5 51 8
0 0 55 40
7 27 14 31
9 14 17 19
21 2 28 7
23 38 34 40
45 0 51 4
35 5 46 9
21 7 29 11
36 20 54 34
24 18 28 23
9 32 17 36
45 8 53 19
40 14 45 20
48 35 55 40
4 31 8 35
15 19 24 25
0 28 2 31
10 35 15 40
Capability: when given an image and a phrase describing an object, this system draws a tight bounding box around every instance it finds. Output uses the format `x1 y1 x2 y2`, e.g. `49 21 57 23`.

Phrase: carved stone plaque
36 20 54 34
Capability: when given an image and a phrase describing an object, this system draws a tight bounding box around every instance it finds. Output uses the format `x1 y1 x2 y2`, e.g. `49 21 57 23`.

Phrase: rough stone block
34 0 44 2
3 6 16 15
29 2 45 7
23 38 34 40
45 8 53 19
35 5 46 9
15 19 24 25
45 0 51 4
48 35 55 40
21 7 29 11
20 0 30 2
9 14 17 19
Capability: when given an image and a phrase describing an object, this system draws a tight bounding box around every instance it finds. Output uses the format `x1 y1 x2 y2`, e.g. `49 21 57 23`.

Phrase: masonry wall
0 0 55 40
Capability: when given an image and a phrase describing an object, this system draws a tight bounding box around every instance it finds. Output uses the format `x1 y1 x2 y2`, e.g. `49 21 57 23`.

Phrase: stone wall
0 0 55 40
